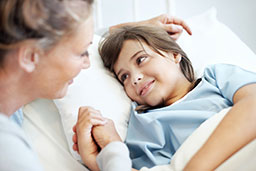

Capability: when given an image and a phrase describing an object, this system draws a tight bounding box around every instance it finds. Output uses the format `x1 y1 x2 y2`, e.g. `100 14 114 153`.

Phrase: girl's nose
133 73 143 85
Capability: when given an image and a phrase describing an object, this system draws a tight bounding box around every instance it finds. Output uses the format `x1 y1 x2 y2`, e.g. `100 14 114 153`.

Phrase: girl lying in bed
73 25 256 170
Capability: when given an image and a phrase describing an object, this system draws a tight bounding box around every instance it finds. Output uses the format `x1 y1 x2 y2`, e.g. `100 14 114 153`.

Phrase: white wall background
175 0 256 54
94 0 256 53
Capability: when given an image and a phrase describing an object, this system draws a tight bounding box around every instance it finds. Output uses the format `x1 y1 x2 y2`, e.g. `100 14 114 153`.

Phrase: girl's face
35 16 94 99
114 40 191 106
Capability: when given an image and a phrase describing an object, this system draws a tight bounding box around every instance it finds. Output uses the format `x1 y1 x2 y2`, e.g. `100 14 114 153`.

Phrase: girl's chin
145 99 164 107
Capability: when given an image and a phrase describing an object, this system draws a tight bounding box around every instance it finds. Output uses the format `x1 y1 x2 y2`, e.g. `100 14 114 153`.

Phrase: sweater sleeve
96 141 132 171
0 114 43 171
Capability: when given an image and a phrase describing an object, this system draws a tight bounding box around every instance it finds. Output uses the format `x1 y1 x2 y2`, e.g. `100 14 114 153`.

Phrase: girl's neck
165 78 198 106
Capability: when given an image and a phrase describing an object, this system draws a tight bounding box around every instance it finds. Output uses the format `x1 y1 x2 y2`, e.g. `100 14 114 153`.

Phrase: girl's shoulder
204 63 239 72
202 63 255 79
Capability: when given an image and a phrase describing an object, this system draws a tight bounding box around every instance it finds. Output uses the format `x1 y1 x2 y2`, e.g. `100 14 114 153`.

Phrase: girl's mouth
139 80 155 96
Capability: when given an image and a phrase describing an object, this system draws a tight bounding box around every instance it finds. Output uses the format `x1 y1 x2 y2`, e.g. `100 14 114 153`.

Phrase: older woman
0 0 94 170
0 0 192 170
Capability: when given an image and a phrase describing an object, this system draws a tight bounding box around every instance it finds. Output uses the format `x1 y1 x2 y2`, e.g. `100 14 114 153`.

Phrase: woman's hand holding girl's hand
92 119 122 149
73 106 107 171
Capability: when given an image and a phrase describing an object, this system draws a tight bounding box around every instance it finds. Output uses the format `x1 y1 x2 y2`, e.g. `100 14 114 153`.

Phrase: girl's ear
18 45 39 73
173 53 182 63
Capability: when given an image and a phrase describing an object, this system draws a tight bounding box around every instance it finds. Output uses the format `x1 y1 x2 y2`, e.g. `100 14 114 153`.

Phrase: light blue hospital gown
125 64 256 169
10 108 24 126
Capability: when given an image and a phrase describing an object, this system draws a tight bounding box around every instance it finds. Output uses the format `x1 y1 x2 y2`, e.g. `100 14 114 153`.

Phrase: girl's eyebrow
129 50 144 62
116 50 144 77
116 69 124 79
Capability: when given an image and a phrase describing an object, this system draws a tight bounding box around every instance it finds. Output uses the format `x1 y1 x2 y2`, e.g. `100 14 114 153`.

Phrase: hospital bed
23 1 256 170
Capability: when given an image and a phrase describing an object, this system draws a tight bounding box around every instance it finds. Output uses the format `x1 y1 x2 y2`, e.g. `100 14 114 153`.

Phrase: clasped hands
72 106 122 171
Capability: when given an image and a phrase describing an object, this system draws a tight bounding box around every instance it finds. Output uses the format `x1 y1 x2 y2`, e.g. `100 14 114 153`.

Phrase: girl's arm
184 83 256 170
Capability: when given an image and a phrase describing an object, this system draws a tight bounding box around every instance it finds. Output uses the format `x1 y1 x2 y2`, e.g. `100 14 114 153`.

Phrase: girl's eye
136 56 146 65
81 51 89 57
120 73 128 83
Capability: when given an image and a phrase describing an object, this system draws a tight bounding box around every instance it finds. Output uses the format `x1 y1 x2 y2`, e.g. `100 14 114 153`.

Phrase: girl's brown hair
0 0 93 67
99 25 195 83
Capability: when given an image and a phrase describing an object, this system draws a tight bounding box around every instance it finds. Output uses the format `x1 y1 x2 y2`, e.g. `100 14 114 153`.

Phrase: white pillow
54 7 256 161
177 7 256 75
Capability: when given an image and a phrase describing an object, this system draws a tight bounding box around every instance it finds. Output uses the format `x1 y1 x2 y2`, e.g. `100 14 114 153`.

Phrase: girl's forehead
118 40 145 61
121 39 168 58
121 40 148 55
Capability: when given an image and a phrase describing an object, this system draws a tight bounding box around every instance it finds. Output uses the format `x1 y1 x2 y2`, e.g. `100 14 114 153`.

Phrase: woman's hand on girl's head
141 14 192 40
74 106 107 171
110 14 192 41
92 119 122 149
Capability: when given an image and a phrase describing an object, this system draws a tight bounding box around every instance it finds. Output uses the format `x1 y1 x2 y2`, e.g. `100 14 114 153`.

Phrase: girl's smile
139 80 155 96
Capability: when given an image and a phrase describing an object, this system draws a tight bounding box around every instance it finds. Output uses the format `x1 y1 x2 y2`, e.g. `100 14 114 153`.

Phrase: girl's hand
73 106 107 171
92 119 122 149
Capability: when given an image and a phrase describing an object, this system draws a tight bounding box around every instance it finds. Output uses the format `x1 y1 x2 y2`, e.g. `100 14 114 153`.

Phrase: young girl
98 25 256 170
